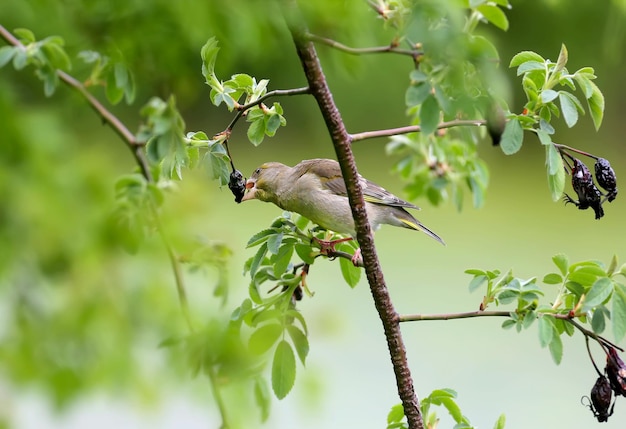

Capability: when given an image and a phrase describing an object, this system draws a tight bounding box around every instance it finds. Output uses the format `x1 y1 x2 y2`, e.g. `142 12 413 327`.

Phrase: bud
594 158 618 202
606 347 626 396
566 159 604 219
587 375 614 422
228 169 246 203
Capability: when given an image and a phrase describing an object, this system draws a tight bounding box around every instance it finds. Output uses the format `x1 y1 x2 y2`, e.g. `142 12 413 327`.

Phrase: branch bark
283 3 424 428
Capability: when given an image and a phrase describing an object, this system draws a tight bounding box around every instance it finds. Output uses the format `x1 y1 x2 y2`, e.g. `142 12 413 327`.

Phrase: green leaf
558 92 579 128
476 5 509 31
201 37 220 84
254 377 271 422
516 61 544 76
554 44 568 75
468 274 488 292
591 307 606 334
500 118 523 155
548 332 563 364
247 117 266 146
612 283 626 342
266 232 283 255
542 273 562 285
105 69 125 104
538 316 554 347
547 161 565 202
0 46 17 68
540 89 558 103
586 80 604 130
419 95 440 135
582 277 613 312
509 51 545 67
249 323 283 355
338 245 361 288
247 229 276 248
552 254 569 276
493 413 506 429
406 82 432 108
294 243 315 264
272 340 296 399
286 325 309 365
272 244 293 277
387 404 405 424
249 242 268 278
573 73 594 99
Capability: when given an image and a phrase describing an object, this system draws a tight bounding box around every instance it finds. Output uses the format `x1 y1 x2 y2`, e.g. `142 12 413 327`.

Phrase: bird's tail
400 218 445 246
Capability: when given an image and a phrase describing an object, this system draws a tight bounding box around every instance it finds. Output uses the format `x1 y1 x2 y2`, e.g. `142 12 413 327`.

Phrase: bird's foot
312 236 353 255
312 236 363 267
351 248 363 267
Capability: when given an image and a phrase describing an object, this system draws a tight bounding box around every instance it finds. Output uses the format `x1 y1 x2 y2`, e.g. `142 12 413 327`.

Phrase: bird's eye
255 168 261 175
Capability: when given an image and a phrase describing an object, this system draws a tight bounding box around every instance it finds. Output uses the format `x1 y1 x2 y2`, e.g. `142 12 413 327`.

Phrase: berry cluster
583 346 626 422
558 145 618 219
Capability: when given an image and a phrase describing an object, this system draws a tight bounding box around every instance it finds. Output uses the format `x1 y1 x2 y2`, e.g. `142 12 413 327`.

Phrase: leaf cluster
466 254 626 365
502 45 605 201
386 388 506 429
0 28 70 96
201 38 286 146
385 1 509 210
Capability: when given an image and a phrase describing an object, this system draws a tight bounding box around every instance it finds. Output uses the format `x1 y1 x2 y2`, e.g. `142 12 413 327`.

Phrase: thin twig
225 86 310 132
400 310 510 322
400 309 624 352
306 33 421 60
350 119 487 142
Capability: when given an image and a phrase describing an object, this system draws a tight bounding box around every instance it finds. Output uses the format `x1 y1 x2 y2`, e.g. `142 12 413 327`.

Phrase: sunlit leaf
272 340 296 399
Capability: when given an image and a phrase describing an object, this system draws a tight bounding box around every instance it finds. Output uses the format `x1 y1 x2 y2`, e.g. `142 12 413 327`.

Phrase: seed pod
228 169 246 203
606 347 626 396
589 375 614 422
570 159 604 219
594 158 618 202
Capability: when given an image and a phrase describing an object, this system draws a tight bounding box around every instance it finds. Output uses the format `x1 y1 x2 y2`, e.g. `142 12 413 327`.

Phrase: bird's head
241 162 288 203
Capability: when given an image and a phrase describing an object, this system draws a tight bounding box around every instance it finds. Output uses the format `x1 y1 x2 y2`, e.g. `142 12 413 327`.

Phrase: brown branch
283 3 424 429
0 24 152 181
306 33 421 60
350 119 487 142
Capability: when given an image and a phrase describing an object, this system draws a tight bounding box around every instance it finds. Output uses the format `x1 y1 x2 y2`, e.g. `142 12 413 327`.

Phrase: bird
240 159 444 261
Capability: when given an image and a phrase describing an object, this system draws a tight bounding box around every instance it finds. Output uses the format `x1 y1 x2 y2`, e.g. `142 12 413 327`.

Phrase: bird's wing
303 159 419 210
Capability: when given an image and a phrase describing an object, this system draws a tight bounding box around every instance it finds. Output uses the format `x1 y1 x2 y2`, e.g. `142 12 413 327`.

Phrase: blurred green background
1 0 626 428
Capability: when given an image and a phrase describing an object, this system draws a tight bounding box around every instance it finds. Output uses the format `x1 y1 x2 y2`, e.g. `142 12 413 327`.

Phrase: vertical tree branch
283 3 423 428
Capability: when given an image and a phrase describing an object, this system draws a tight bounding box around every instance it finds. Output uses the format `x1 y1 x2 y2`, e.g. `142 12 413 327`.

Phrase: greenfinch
241 158 444 245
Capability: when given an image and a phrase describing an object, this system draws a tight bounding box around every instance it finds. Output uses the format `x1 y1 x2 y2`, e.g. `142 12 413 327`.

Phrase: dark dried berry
567 159 604 219
486 103 505 146
587 375 614 422
228 169 246 203
595 158 618 202
606 347 626 396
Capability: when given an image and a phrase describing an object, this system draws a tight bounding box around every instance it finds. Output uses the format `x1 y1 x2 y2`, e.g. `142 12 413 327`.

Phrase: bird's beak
240 179 257 202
